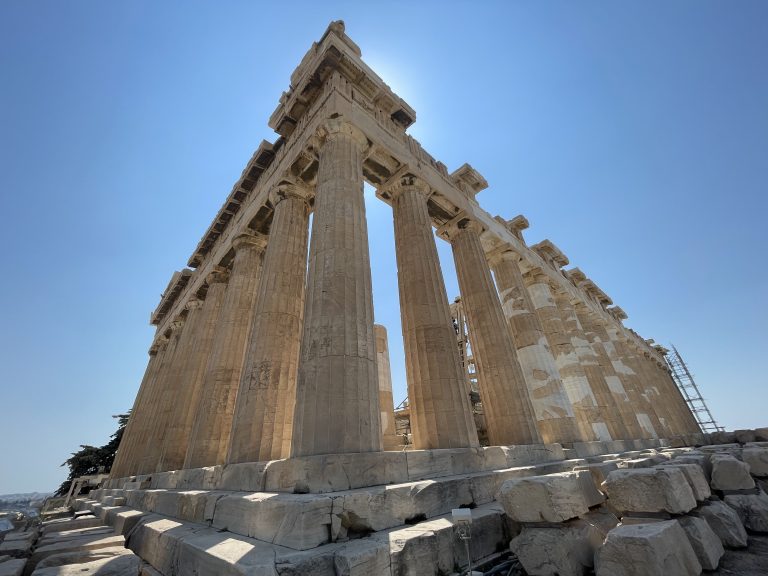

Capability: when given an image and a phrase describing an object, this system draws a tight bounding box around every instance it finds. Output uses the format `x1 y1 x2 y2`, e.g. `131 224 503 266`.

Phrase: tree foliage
54 413 130 497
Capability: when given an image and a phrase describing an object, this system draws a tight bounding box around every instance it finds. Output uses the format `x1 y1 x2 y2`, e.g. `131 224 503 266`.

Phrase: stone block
0 559 25 576
28 553 141 575
126 516 197 575
0 539 32 559
265 452 408 493
601 468 696 514
148 471 180 490
211 492 333 550
176 531 283 576
34 546 134 568
655 462 711 501
333 539 390 576
678 516 724 570
42 517 101 535
111 510 147 536
573 461 619 493
219 462 269 492
510 519 603 576
595 520 701 576
711 455 755 490
734 429 757 444
405 448 484 480
724 491 768 532
691 500 748 548
742 447 768 477
496 471 600 523
29 535 126 569
673 452 712 480
176 465 224 490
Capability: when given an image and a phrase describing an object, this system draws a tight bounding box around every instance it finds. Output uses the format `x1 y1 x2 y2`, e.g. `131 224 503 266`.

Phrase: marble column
157 272 229 472
135 316 188 475
573 304 645 439
375 324 400 450
291 120 381 457
490 251 585 444
110 337 165 478
184 233 267 469
390 177 478 449
228 183 311 463
439 218 541 446
553 289 629 441
652 357 701 435
600 320 662 439
628 344 677 438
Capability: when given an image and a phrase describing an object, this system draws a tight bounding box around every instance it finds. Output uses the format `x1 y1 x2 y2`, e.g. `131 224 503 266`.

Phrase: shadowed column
184 232 267 469
375 324 400 450
111 337 166 478
291 119 381 457
390 176 478 449
439 218 541 446
136 316 188 474
158 271 229 471
228 183 311 463
490 250 585 444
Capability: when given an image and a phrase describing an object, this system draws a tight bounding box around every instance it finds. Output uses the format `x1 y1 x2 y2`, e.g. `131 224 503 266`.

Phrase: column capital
233 231 268 253
436 215 484 242
385 173 431 201
486 246 521 268
494 214 529 241
531 239 569 269
270 179 313 207
317 116 369 149
185 296 205 312
170 316 186 331
148 336 167 356
206 268 230 286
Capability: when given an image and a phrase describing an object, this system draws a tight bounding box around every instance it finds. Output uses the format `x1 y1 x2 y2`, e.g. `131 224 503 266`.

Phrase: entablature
150 269 193 325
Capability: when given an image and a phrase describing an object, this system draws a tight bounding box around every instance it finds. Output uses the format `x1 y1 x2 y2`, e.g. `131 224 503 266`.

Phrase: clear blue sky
1 1 766 494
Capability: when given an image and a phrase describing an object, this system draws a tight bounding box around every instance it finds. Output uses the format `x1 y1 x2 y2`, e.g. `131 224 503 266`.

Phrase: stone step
123 502 510 576
85 458 587 550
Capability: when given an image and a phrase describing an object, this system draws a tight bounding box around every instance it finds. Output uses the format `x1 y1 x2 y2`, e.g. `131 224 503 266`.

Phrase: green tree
54 413 130 497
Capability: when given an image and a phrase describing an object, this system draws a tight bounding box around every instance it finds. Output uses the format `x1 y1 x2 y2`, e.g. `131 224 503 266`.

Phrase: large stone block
332 539 390 576
29 535 126 570
594 521 701 576
510 520 603 576
742 447 768 477
34 546 132 569
211 492 333 550
0 559 25 576
496 471 602 523
41 517 101 535
724 491 768 532
32 552 141 575
672 452 712 480
691 500 748 548
264 452 408 493
711 455 755 490
219 462 268 492
405 448 484 480
655 462 711 501
601 468 696 514
678 516 724 570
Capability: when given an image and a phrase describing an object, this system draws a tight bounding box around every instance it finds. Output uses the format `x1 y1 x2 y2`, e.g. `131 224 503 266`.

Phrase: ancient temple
94 21 711 574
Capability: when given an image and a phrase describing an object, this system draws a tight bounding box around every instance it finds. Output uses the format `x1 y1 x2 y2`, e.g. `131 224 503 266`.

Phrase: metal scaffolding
665 344 724 433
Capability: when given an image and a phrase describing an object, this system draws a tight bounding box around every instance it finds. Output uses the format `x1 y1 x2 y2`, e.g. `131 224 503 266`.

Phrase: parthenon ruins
85 20 756 574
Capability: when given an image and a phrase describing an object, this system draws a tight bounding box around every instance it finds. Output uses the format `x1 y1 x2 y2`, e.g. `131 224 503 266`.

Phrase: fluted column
184 233 267 469
627 344 677 438
390 177 478 449
157 272 229 471
136 316 188 474
375 325 400 450
490 251 585 443
600 320 662 439
110 337 165 478
573 303 644 439
291 120 381 457
439 218 541 446
553 289 629 441
228 183 311 463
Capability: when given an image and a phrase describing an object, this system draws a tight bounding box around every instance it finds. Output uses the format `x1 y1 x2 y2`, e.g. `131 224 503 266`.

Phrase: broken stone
691 500 748 548
497 471 600 523
711 455 756 490
742 447 768 477
573 461 619 494
724 491 768 533
510 519 603 576
595 520 701 576
601 468 696 514
678 515 725 570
